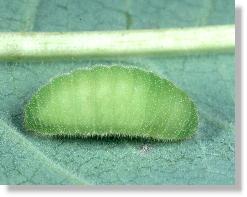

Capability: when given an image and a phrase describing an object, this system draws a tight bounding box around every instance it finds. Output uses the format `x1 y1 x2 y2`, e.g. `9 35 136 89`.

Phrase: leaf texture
0 0 235 184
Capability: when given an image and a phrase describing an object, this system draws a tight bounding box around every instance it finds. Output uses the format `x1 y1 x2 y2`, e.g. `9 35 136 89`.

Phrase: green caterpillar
24 65 198 141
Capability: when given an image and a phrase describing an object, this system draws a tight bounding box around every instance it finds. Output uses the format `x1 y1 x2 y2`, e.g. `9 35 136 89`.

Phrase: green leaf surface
0 0 235 185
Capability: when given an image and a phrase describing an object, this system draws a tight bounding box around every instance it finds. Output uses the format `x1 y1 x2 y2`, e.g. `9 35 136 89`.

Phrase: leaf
0 0 235 184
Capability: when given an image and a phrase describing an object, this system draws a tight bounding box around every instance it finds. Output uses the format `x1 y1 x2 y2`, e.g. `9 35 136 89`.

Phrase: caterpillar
24 65 198 141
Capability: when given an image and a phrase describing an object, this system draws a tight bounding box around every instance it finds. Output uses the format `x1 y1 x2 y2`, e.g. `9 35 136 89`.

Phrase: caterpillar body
24 65 198 141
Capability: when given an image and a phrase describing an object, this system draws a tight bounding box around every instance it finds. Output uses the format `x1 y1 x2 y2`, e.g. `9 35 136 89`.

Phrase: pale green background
0 0 235 184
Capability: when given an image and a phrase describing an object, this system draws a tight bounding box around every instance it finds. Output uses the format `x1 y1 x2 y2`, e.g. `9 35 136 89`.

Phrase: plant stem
0 25 234 60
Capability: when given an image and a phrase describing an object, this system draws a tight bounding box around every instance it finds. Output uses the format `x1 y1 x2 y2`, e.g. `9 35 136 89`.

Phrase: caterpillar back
24 65 198 141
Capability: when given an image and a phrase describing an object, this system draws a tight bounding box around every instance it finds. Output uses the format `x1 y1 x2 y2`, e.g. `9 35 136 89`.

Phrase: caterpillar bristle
24 65 198 141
